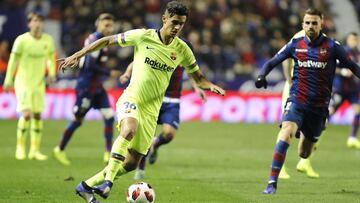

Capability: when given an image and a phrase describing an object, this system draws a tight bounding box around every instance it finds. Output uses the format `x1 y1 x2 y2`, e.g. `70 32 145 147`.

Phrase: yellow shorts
116 95 157 155
281 81 290 112
15 88 45 113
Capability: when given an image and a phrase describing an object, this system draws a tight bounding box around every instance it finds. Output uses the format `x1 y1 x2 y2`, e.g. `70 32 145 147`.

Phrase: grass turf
0 120 360 203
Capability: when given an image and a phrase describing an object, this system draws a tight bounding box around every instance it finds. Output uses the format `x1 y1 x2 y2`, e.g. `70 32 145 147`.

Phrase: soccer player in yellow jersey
278 30 320 179
3 12 56 161
59 2 225 202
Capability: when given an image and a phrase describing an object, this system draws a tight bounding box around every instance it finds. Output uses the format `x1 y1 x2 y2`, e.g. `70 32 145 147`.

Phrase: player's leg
54 93 92 165
14 89 32 160
263 121 298 194
16 110 31 160
28 112 47 160
296 110 326 178
83 117 137 199
149 124 176 164
347 102 360 149
278 82 291 179
97 90 115 162
296 136 320 178
134 155 147 180
148 102 179 164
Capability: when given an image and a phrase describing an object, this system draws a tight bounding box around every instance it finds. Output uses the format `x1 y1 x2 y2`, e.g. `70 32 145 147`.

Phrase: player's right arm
119 62 133 84
58 34 119 71
4 36 23 91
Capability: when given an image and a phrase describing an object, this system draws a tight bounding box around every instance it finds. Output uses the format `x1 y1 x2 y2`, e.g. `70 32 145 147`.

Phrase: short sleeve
181 44 199 73
117 29 146 47
11 35 23 55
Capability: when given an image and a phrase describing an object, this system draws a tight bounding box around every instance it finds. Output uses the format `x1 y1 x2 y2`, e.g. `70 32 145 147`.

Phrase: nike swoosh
146 46 154 49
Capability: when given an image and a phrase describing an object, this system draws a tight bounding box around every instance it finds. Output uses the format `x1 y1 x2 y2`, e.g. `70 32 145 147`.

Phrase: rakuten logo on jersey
145 57 175 72
297 60 327 69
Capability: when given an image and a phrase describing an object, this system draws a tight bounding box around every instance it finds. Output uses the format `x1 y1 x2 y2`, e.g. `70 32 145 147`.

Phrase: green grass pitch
1 120 360 203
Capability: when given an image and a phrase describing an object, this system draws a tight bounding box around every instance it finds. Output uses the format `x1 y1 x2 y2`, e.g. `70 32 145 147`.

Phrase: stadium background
1 1 360 203
0 0 359 124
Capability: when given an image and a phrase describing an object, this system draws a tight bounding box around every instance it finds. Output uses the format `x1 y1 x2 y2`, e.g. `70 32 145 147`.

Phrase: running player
256 8 360 194
59 1 225 202
53 13 117 166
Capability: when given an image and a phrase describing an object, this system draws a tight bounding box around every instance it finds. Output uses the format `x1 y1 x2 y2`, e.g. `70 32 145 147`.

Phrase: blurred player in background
329 32 360 149
255 8 360 194
58 1 225 202
53 13 118 166
3 12 56 161
279 31 320 180
119 40 207 180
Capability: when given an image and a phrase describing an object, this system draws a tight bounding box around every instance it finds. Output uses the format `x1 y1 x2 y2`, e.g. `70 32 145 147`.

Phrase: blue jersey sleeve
335 42 360 78
260 41 292 76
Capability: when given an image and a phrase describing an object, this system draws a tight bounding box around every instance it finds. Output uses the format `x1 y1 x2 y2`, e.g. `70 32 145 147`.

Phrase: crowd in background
0 0 356 91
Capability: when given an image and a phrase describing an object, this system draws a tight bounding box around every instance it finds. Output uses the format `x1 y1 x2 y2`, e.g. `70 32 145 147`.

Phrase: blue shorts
73 89 110 117
157 102 180 129
282 100 328 143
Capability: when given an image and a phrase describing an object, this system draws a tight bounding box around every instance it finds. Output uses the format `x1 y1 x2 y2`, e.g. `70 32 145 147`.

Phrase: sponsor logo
297 60 327 69
295 48 308 53
144 57 175 72
170 52 177 60
146 46 154 49
320 48 327 56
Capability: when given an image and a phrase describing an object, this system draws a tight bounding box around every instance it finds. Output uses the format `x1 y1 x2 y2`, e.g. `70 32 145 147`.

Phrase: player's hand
57 56 80 72
209 84 225 96
340 69 353 77
255 75 267 89
119 74 130 84
195 87 207 102
3 83 12 93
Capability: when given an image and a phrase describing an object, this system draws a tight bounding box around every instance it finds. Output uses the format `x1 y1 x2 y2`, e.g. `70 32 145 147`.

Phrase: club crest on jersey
170 52 177 60
320 48 327 56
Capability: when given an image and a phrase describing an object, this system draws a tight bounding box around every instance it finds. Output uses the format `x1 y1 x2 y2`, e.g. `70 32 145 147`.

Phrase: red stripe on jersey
296 39 309 104
316 39 330 106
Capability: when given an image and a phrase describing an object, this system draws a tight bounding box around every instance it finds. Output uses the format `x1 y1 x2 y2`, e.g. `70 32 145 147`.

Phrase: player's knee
280 124 295 140
33 113 41 120
22 111 32 120
101 108 114 120
120 125 137 140
123 160 138 172
163 132 175 142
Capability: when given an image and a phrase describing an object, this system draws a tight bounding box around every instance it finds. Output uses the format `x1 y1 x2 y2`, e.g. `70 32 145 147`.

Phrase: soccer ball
126 182 155 203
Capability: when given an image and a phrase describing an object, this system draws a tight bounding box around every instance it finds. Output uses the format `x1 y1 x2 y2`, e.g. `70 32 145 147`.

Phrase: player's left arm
47 36 56 84
189 76 207 102
188 69 225 96
58 34 119 71
335 42 360 78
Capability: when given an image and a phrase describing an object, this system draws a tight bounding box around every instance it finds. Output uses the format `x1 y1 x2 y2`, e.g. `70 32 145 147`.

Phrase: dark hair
27 12 44 22
348 32 358 37
304 8 323 19
165 1 189 17
96 13 114 25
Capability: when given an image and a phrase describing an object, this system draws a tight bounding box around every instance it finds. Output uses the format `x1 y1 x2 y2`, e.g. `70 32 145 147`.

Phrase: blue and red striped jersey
76 32 110 93
260 32 360 108
164 38 194 98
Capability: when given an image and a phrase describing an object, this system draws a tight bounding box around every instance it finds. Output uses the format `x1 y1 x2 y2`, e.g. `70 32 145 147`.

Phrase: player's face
28 16 43 33
98 19 114 36
302 14 322 40
162 14 187 38
346 34 358 49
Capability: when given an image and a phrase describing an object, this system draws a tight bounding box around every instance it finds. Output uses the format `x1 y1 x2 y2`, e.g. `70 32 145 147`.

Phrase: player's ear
162 14 167 24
